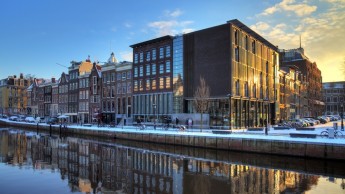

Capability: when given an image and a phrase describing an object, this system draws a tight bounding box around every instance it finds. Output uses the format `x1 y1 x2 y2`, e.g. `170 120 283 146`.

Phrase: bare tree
193 76 210 132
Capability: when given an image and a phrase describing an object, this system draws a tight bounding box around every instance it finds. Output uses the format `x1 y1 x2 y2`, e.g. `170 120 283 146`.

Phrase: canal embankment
1 119 345 160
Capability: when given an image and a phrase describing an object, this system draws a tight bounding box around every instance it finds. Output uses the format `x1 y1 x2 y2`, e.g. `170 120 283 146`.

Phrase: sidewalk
1 118 345 145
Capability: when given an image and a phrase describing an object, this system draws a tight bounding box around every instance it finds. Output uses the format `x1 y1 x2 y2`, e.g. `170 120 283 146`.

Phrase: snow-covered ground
1 118 345 145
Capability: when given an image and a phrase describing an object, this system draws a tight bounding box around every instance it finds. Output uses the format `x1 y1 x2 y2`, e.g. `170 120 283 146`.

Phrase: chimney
20 73 23 79
52 77 56 83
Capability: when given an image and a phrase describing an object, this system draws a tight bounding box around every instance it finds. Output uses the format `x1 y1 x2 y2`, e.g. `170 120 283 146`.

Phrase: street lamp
227 94 232 130
153 103 157 130
264 98 269 135
341 104 344 131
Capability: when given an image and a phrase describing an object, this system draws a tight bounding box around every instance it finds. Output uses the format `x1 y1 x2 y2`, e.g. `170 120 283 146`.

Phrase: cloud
254 0 345 81
148 20 194 36
119 51 132 62
148 9 193 37
164 9 183 18
260 0 317 17
124 22 132 28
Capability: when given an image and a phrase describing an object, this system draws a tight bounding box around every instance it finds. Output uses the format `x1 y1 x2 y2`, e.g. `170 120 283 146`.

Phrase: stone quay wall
1 120 345 160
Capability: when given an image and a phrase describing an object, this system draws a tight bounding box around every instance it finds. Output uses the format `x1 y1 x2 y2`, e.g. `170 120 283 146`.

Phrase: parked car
303 118 317 126
25 117 36 123
316 116 327 124
47 117 59 125
9 116 19 121
17 115 26 122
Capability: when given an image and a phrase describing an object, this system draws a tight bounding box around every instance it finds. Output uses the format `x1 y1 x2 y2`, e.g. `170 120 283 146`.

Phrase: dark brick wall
184 24 231 98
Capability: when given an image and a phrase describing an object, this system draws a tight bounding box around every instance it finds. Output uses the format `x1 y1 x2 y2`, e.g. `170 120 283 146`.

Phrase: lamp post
341 104 344 131
153 103 157 130
264 98 269 135
227 94 232 130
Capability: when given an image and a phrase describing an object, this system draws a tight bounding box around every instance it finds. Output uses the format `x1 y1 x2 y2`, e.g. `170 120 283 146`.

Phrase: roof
130 35 174 48
227 19 279 52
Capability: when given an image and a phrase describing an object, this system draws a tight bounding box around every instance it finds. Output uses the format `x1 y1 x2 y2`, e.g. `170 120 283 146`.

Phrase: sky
0 0 344 82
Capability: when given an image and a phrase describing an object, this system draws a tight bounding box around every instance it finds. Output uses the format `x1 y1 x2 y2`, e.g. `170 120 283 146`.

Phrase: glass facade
172 36 184 113
228 26 279 129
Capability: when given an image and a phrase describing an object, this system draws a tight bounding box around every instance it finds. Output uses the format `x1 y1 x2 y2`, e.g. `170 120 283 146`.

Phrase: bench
83 124 92 127
247 127 263 131
273 126 291 130
289 133 317 138
212 130 232 134
296 127 315 131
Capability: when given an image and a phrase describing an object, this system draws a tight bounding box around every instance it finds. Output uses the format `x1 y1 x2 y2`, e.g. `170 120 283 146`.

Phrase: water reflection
0 129 344 194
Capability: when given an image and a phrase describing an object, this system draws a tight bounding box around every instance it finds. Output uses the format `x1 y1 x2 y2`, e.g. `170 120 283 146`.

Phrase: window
139 52 143 62
159 64 164 74
152 80 156 90
111 86 115 98
122 72 126 80
252 40 256 53
103 74 107 83
166 61 170 73
85 79 89 87
134 81 138 92
146 51 150 61
146 65 150 76
117 83 122 94
159 77 164 89
139 66 143 77
244 82 248 97
235 80 240 96
166 77 171 88
253 84 256 98
127 82 131 93
234 30 239 45
166 45 171 57
139 80 143 91
152 64 156 75
159 47 164 59
127 71 131 79
122 83 126 94
117 72 121 80
111 73 115 82
152 49 156 60
245 36 248 50
235 47 239 62
134 67 138 77
146 79 150 90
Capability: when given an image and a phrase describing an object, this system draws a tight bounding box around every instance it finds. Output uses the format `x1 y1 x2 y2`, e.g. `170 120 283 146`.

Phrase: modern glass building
130 19 280 129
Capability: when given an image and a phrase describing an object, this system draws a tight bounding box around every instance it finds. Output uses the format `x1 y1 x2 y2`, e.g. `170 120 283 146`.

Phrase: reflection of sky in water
306 177 345 194
0 163 75 194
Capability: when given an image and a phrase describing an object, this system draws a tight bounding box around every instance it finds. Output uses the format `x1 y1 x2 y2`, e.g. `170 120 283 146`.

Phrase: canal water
0 128 345 194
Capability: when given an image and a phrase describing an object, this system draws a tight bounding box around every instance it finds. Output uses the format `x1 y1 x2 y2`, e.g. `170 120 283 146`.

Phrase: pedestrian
176 117 179 125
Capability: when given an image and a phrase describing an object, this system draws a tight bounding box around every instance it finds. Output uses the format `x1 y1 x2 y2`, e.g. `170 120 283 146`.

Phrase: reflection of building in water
132 150 177 194
0 130 323 194
183 159 319 194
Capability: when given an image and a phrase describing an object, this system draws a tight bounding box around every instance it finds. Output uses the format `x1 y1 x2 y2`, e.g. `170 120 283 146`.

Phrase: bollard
49 124 52 137
36 123 39 134
59 124 62 137
265 127 268 135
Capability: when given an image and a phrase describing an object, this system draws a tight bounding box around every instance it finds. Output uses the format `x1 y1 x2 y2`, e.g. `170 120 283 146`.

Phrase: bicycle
178 125 186 131
320 128 343 138
138 123 146 130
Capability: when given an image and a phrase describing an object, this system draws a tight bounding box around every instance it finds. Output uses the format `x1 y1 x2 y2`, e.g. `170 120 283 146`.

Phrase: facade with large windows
183 19 279 129
323 81 345 115
101 52 133 124
280 47 324 117
130 36 174 123
0 74 31 116
278 66 308 121
130 19 279 128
